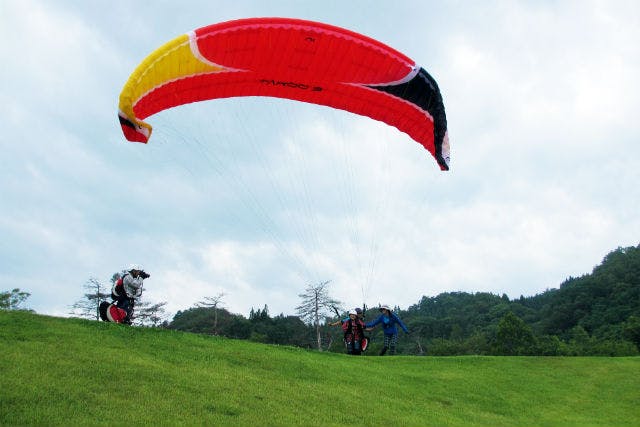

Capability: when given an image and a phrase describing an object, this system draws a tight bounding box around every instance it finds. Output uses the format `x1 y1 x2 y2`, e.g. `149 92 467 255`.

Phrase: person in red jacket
342 310 366 355
111 264 150 324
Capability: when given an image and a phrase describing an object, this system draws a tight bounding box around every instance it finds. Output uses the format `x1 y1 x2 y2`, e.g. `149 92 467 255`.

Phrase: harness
344 319 364 342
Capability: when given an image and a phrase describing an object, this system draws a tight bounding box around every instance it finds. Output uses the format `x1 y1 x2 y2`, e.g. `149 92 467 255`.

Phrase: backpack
99 301 128 323
111 273 129 300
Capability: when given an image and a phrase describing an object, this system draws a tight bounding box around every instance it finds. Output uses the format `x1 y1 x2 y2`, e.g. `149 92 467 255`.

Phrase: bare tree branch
134 301 169 327
69 277 110 320
198 292 226 335
295 281 340 351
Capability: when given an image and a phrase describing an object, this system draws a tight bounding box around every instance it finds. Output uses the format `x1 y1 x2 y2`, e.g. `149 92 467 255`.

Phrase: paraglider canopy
118 17 450 170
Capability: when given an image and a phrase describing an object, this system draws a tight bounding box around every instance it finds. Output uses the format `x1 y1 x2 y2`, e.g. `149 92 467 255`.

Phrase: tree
567 325 592 355
406 318 431 355
134 301 169 327
69 278 110 320
198 292 226 335
295 281 340 351
271 314 311 347
493 311 536 355
0 288 31 310
623 315 640 350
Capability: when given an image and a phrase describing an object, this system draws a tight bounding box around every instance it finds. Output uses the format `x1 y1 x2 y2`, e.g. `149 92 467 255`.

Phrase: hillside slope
1 311 638 426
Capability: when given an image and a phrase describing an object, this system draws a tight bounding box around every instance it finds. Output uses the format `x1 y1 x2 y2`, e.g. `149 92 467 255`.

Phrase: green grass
1 311 638 426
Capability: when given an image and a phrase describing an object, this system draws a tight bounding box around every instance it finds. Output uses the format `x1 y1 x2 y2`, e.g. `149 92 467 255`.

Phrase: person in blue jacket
365 304 409 355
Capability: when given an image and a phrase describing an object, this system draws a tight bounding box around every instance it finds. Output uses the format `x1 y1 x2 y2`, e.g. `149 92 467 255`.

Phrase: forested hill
401 244 640 355
169 244 640 356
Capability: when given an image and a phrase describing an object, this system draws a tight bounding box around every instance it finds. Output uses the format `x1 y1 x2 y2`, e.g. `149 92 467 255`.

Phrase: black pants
379 333 398 355
116 297 135 323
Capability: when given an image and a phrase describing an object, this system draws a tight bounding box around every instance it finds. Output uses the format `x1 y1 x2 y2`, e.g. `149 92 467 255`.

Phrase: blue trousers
346 340 362 355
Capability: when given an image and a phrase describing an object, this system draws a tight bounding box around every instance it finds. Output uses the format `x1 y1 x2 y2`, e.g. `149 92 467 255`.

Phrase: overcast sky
1 0 638 320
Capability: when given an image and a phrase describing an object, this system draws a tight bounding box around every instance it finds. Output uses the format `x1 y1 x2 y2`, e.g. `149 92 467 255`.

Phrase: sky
1 0 639 321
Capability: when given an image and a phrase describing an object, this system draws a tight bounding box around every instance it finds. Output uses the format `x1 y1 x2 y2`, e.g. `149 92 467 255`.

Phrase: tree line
397 244 640 356
3 244 638 356
166 244 640 356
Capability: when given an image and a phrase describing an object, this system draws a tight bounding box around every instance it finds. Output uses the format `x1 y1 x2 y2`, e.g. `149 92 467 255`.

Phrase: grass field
1 310 638 426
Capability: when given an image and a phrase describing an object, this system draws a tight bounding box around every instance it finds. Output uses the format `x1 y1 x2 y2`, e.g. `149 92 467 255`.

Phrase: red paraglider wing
119 18 449 170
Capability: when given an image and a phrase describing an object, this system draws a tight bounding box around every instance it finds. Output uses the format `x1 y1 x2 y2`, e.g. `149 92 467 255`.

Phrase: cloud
1 1 638 319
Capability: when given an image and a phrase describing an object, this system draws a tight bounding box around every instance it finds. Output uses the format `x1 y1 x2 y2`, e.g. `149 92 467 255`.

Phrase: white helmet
128 263 144 272
349 310 357 316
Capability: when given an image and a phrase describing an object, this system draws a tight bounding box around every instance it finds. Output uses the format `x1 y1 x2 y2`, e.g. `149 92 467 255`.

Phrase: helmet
379 304 390 311
128 263 144 272
355 308 363 313
349 310 357 316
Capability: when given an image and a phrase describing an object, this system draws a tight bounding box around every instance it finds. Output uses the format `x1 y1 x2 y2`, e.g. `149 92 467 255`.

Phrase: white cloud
1 0 124 117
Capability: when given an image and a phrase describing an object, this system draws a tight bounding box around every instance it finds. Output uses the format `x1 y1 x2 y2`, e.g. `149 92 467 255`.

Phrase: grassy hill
1 311 638 426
